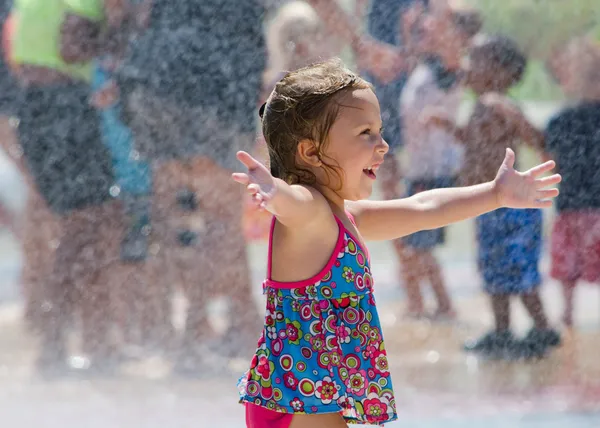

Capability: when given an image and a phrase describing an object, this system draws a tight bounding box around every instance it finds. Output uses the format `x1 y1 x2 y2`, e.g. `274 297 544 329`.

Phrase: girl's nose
378 138 390 155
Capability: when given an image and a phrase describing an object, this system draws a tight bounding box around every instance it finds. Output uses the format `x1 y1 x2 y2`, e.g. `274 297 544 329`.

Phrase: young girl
234 59 560 427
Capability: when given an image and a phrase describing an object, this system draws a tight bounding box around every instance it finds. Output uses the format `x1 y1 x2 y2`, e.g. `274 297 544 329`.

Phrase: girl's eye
360 129 371 135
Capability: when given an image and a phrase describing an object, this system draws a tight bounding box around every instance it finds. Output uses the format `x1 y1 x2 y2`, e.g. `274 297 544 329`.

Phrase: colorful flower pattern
238 231 397 425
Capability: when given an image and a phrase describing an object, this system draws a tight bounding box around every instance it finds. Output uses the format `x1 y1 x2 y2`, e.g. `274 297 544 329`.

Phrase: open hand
494 148 561 209
232 151 277 211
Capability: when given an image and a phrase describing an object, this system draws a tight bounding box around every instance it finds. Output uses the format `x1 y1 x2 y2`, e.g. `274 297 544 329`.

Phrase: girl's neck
315 184 346 213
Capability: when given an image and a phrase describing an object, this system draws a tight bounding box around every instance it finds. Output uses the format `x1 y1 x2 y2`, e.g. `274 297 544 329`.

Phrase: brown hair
452 9 483 39
472 35 528 88
261 58 372 186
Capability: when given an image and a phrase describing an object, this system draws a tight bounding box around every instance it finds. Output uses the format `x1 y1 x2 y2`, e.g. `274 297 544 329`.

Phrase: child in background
427 35 561 358
544 36 600 327
396 8 482 320
244 0 343 242
235 58 560 427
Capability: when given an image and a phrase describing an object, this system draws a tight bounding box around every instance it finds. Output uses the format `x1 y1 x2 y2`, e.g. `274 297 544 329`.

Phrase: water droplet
8 144 23 158
68 356 90 370
110 185 121 197
466 355 479 374
149 243 161 255
8 117 19 128
426 351 440 364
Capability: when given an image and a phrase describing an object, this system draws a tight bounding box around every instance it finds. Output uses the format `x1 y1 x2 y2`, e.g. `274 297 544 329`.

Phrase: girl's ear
296 139 322 167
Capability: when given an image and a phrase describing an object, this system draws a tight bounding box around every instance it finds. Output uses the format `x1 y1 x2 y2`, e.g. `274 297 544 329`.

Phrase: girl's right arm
232 151 330 229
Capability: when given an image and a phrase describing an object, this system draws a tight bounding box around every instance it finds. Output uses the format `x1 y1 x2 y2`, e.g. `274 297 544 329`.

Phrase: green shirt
12 0 104 82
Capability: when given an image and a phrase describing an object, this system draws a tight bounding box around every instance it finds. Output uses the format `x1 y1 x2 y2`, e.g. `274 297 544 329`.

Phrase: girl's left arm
347 181 500 241
348 148 560 241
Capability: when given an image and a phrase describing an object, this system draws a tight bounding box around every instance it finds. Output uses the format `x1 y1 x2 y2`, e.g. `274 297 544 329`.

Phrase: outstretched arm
348 149 561 241
232 151 330 229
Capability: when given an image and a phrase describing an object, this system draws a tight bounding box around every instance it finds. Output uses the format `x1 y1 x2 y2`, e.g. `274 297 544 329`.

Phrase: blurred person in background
428 35 561 358
544 36 600 328
114 0 268 374
0 1 49 332
113 0 435 373
9 0 140 374
342 0 483 300
396 7 482 320
88 0 167 356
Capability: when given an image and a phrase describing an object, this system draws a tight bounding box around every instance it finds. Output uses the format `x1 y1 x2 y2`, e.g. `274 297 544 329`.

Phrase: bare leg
185 159 260 356
520 289 549 330
379 158 427 316
290 413 348 428
491 294 511 332
421 250 454 315
20 188 61 334
70 204 122 365
397 246 425 316
561 280 577 327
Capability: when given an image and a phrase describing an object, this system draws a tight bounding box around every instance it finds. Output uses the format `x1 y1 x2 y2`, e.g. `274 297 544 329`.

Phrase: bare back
459 99 521 186
270 203 365 284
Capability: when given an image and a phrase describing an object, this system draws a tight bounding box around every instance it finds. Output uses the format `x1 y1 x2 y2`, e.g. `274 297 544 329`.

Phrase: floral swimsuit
239 214 397 426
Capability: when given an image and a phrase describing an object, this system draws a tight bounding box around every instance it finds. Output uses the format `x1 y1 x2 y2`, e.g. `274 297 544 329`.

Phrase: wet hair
452 9 483 39
260 58 372 186
472 35 528 87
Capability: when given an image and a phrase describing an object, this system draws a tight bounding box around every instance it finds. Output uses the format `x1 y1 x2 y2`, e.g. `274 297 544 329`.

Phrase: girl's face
312 88 389 202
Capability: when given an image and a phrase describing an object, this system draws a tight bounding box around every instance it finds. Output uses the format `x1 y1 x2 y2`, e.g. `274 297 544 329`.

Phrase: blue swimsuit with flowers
238 214 397 425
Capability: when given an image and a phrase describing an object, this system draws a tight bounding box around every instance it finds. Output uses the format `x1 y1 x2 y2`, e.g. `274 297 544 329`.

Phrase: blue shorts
476 208 542 295
402 176 455 249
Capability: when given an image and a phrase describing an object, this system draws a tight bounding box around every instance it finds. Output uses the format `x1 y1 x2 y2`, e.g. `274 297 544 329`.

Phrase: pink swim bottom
245 403 293 428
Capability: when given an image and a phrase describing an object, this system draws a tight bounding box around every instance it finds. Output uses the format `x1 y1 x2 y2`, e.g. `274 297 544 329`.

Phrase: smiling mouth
363 168 376 179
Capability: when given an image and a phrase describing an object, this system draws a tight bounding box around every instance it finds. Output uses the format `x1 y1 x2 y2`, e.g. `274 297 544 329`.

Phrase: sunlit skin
233 77 561 426
308 88 389 204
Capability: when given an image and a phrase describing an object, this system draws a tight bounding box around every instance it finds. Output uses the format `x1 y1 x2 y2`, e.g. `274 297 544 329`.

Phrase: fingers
236 151 260 170
535 173 562 189
247 183 261 194
536 188 559 199
533 199 554 209
231 172 249 185
527 160 556 177
246 183 268 207
502 148 516 169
